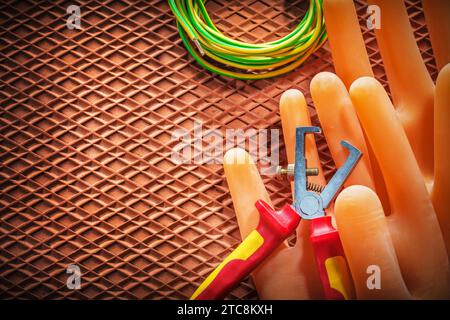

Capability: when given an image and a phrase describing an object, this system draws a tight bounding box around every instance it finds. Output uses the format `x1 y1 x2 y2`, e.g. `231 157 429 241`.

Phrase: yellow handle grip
191 230 264 300
325 256 354 300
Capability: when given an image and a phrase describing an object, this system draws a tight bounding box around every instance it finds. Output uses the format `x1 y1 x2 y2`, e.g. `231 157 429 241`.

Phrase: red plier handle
310 215 354 300
191 200 300 300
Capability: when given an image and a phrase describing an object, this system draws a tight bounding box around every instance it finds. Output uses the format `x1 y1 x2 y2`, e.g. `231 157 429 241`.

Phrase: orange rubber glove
222 0 449 299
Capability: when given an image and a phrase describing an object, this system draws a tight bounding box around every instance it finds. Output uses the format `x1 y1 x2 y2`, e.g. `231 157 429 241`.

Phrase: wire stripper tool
191 126 361 300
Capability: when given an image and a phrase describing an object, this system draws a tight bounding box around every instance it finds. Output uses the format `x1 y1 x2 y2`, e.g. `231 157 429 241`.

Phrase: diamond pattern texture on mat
0 0 437 299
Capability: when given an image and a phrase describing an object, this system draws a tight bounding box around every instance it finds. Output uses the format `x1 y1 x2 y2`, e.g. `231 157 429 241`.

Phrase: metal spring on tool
307 182 323 192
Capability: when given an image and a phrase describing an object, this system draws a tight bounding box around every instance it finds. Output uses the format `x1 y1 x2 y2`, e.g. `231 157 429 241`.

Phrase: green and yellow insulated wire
168 0 327 80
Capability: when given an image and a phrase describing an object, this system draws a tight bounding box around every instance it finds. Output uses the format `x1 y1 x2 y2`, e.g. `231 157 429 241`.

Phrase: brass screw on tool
275 164 319 180
275 165 323 192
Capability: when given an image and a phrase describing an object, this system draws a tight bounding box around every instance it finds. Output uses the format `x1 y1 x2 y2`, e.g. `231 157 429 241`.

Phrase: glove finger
280 89 326 187
368 0 434 178
432 63 450 257
350 77 450 299
335 185 410 299
422 0 450 70
310 72 375 189
223 147 274 240
279 89 325 298
322 0 373 88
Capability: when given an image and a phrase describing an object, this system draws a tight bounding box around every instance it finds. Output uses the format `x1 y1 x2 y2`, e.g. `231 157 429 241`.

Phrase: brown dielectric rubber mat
0 0 438 299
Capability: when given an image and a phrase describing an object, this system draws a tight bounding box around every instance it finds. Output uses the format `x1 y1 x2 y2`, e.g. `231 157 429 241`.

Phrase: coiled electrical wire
168 0 327 80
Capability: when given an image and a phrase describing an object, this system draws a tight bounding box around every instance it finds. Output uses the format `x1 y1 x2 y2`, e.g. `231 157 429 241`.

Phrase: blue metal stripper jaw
293 126 362 220
320 140 362 209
